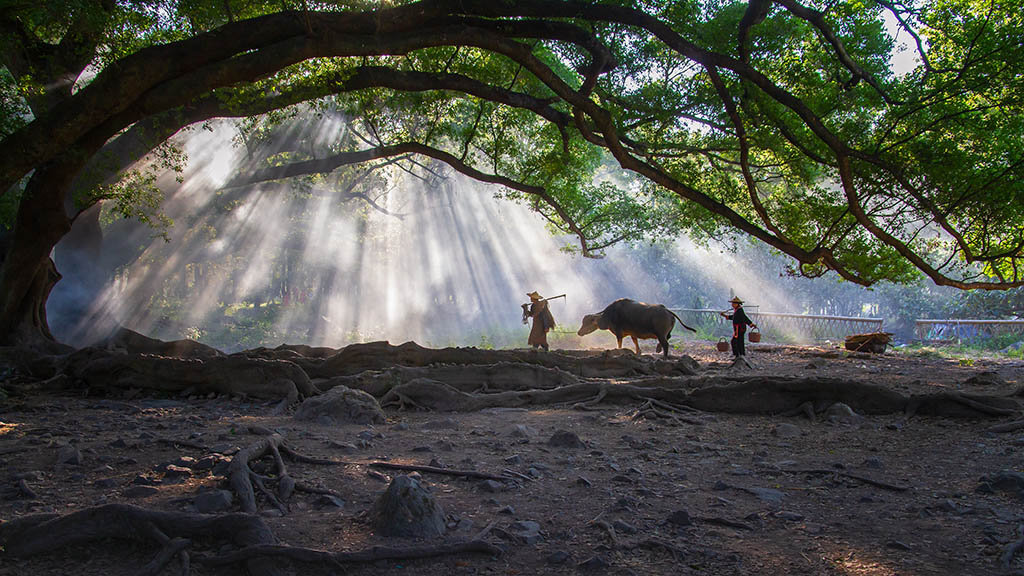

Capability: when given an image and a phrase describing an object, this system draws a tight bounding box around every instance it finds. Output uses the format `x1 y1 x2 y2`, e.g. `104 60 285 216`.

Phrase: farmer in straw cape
524 291 556 351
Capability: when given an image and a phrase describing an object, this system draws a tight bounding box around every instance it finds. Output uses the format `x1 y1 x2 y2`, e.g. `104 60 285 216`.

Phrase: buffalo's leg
631 336 641 355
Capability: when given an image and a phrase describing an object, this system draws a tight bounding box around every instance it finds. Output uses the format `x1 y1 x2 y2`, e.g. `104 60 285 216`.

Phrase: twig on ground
987 419 1024 433
157 438 207 450
694 515 753 531
784 468 910 492
369 461 510 481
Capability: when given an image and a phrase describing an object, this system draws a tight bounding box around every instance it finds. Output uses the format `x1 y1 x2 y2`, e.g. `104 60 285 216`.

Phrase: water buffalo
577 298 697 358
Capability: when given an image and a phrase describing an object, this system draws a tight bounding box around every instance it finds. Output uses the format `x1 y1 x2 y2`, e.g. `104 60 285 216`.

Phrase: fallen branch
694 515 754 531
784 468 910 492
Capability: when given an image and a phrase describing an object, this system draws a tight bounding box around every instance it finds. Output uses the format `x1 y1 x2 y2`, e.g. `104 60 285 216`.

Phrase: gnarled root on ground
379 376 1020 420
0 503 283 576
230 428 346 514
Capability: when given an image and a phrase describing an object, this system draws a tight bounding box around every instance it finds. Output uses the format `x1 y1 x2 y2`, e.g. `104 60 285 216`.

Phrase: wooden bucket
748 328 761 343
716 337 730 352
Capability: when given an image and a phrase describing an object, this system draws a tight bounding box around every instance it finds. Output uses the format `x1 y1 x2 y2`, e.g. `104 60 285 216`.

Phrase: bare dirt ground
1 341 1023 576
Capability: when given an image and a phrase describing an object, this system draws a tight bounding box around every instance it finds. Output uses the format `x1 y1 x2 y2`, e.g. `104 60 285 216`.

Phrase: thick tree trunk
0 163 75 349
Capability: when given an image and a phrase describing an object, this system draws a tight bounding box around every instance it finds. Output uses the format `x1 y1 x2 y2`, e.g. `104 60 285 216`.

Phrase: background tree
1 0 1022 347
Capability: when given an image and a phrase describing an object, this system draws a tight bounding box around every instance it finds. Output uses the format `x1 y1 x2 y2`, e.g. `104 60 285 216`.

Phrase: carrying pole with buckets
718 295 758 354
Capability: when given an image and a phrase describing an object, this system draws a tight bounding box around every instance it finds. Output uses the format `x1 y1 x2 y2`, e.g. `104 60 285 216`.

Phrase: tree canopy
1 0 1022 345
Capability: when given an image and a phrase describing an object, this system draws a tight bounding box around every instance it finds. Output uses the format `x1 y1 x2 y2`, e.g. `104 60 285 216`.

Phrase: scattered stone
314 494 345 510
12 471 43 482
825 403 864 426
498 505 515 515
886 540 912 550
667 509 692 526
576 476 593 487
804 358 828 369
772 423 802 438
172 456 197 468
612 519 638 534
357 429 384 441
479 479 505 493
504 454 523 465
132 475 160 486
55 444 82 467
209 443 239 455
124 485 159 498
509 520 543 545
194 489 233 513
421 417 460 430
293 385 385 425
162 465 193 480
547 429 586 449
510 424 539 439
93 478 119 489
613 497 637 511
578 555 610 570
977 471 1024 499
747 487 786 505
861 457 884 469
411 445 433 453
547 550 571 565
368 475 446 538
964 371 1006 386
329 441 359 453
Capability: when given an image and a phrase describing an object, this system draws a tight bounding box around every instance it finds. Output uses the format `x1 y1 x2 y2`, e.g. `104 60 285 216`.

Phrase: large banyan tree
0 0 1022 347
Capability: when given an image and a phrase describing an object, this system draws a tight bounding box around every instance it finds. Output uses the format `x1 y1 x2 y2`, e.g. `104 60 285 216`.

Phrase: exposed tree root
379 376 1019 419
0 504 282 576
98 326 223 358
320 361 584 397
296 341 697 379
631 399 704 426
905 392 1021 418
60 347 319 401
987 419 1024 433
229 431 346 514
195 540 503 569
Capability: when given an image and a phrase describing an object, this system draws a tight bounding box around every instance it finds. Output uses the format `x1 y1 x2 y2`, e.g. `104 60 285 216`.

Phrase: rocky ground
1 341 1023 576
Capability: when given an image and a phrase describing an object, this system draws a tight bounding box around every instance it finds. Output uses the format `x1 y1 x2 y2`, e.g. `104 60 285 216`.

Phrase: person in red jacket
720 296 756 357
